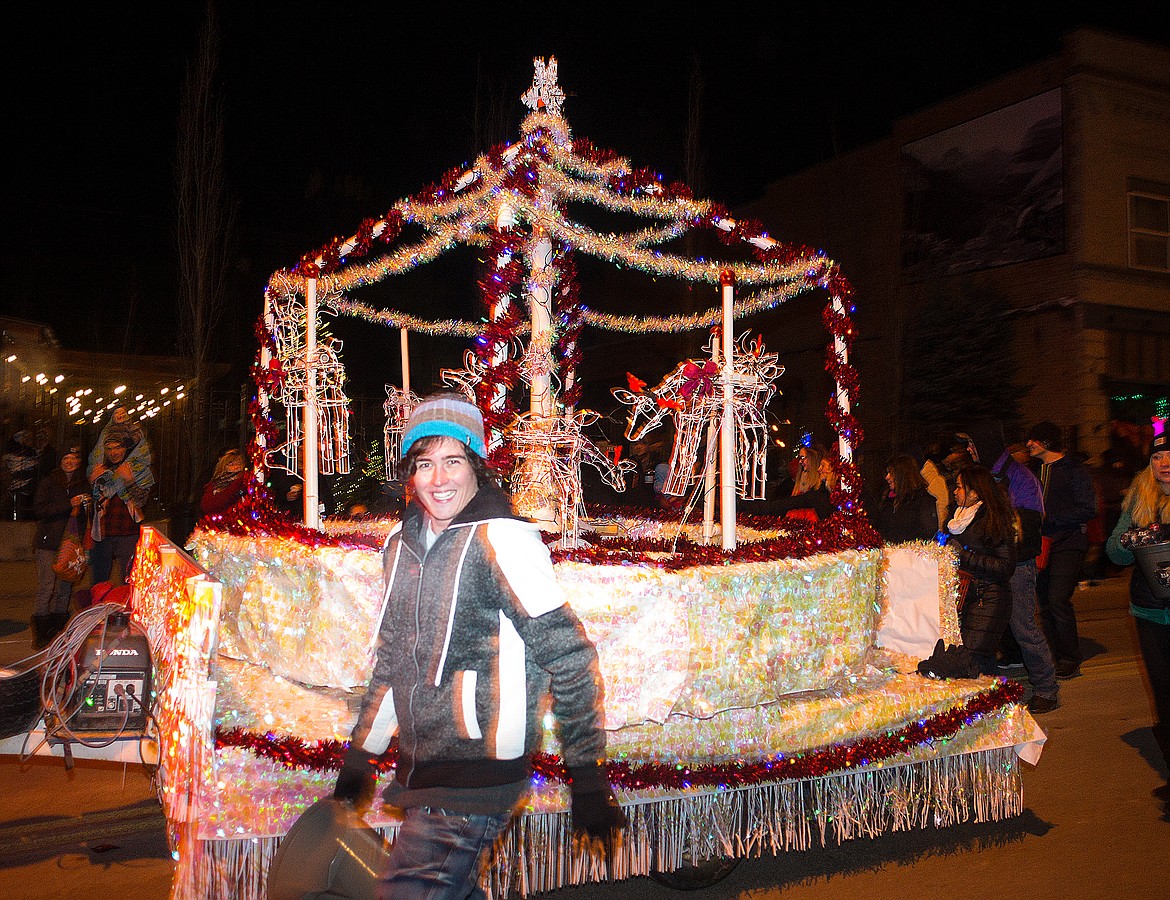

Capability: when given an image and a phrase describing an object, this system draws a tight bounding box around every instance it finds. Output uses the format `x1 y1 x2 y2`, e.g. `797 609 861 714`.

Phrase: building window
1129 191 1170 271
1106 330 1170 383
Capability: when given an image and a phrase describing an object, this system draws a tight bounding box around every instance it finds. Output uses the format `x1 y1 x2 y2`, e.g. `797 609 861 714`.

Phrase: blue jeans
1009 561 1059 699
34 548 74 615
380 806 511 900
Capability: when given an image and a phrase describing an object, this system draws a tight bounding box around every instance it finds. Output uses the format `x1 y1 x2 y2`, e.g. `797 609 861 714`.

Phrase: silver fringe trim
170 822 280 900
487 748 1023 899
169 748 1022 900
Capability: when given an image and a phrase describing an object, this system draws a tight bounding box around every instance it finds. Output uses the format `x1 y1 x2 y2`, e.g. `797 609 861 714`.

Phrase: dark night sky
5 2 1170 390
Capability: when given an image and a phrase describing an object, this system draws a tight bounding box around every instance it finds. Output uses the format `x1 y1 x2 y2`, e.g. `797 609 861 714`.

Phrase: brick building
738 28 1170 476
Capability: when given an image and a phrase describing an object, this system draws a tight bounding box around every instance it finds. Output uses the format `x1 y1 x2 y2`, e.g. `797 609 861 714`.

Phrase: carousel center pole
719 269 737 551
304 277 321 530
528 228 554 418
514 222 561 530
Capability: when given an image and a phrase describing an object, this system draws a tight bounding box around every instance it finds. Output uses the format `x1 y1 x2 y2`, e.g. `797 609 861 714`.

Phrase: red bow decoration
258 357 285 394
679 360 718 400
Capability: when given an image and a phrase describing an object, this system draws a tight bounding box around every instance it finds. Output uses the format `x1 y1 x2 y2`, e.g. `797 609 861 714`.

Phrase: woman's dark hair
885 453 926 506
922 439 945 465
956 464 1015 545
403 433 495 488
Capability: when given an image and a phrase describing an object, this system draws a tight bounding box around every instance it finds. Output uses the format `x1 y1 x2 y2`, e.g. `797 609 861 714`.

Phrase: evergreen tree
902 283 1025 434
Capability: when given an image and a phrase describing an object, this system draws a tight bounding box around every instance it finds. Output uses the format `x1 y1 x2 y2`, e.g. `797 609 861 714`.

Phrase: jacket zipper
395 520 477 785
403 538 424 786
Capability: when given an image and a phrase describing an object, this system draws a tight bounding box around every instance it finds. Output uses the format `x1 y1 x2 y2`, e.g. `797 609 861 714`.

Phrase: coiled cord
11 604 158 762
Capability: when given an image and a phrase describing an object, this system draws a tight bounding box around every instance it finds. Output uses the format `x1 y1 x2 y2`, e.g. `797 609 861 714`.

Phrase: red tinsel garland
215 680 1023 790
559 504 881 570
476 223 528 475
195 494 882 564
551 247 584 409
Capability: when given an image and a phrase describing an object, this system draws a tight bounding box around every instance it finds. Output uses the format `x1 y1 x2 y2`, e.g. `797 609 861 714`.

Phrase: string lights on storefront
2 351 187 426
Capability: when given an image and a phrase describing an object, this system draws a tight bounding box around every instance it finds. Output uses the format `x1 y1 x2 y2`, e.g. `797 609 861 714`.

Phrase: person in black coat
872 453 939 543
32 445 90 647
941 465 1018 675
1027 420 1097 678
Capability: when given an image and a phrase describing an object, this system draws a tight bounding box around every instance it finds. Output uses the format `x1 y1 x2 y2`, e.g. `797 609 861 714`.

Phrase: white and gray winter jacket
348 483 610 797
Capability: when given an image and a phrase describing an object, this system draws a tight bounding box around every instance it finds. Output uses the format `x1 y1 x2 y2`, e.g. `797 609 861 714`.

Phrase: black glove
333 746 379 813
917 638 980 680
570 786 628 843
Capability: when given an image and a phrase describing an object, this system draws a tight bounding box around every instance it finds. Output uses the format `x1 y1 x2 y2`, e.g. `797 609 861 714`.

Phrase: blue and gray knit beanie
402 393 487 459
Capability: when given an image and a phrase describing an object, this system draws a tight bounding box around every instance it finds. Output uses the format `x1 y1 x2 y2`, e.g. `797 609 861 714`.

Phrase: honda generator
69 610 153 733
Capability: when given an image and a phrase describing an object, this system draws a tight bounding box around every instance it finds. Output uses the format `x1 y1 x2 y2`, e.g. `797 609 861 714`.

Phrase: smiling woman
407 439 482 533
332 389 625 895
1106 420 1170 806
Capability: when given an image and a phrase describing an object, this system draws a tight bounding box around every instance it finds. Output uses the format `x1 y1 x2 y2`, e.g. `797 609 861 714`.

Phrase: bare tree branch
175 0 237 498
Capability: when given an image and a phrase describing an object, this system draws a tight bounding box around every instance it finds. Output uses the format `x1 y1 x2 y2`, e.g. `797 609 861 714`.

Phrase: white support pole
832 294 852 463
304 278 321 530
563 303 576 419
703 331 721 544
399 327 411 396
719 271 736 551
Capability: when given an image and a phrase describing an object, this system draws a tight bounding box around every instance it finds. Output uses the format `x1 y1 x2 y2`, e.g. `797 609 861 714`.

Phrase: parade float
129 60 1044 899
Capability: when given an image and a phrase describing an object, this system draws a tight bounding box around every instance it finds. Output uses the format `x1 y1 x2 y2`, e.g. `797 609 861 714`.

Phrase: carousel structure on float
123 59 1043 899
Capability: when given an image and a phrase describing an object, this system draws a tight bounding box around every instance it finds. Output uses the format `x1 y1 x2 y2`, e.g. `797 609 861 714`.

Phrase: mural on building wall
901 88 1064 279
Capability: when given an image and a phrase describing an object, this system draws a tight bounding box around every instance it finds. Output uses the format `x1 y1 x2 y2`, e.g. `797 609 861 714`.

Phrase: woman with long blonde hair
200 449 248 517
791 443 827 496
1106 424 1170 809
750 443 837 522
